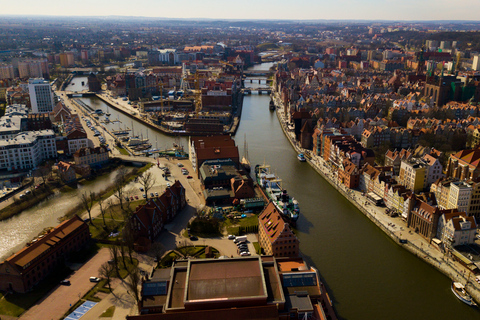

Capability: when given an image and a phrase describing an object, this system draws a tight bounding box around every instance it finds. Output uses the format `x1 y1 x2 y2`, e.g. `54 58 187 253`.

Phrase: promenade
271 90 480 305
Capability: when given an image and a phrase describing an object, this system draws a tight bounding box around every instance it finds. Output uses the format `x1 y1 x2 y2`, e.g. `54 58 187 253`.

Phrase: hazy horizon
2 0 479 21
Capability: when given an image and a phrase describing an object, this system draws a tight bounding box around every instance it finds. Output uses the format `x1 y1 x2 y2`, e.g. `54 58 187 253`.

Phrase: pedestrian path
65 301 97 320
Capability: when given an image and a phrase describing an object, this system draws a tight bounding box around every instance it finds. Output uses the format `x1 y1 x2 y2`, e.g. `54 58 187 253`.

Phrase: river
0 171 119 260
3 65 478 318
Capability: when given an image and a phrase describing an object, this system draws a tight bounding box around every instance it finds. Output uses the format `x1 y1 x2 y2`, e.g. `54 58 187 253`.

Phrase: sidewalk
271 89 480 304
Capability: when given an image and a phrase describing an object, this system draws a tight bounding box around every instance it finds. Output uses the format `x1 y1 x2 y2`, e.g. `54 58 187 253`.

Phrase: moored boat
451 282 476 306
255 163 299 223
269 99 275 111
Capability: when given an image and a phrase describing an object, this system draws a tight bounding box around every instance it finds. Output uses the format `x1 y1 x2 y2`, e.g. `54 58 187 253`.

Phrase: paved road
19 248 111 320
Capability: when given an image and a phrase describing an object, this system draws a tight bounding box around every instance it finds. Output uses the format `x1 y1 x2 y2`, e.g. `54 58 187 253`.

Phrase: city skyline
2 0 480 21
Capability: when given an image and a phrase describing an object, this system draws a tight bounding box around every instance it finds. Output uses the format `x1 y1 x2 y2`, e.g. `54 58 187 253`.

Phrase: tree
98 196 107 227
123 220 136 263
113 167 129 211
99 262 114 292
151 242 165 263
35 163 53 190
126 265 142 304
81 191 96 224
109 244 120 277
138 171 156 200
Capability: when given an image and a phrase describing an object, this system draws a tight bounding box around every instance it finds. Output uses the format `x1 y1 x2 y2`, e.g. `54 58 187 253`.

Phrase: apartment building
28 79 55 113
0 130 56 171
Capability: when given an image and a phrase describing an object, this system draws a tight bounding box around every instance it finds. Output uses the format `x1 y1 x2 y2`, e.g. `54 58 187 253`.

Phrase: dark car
190 236 198 241
60 280 71 285
187 175 193 179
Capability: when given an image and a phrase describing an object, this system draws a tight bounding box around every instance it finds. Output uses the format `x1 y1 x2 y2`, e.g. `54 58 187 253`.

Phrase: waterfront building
437 210 477 248
385 184 411 214
56 161 76 183
338 159 360 189
0 215 90 293
358 164 394 194
0 130 56 171
28 78 55 113
189 135 239 174
258 202 299 258
466 179 480 221
130 181 186 250
406 197 441 241
73 146 109 167
446 147 480 181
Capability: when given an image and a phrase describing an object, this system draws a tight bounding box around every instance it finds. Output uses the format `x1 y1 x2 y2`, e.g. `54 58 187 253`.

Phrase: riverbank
95 93 242 137
271 90 480 306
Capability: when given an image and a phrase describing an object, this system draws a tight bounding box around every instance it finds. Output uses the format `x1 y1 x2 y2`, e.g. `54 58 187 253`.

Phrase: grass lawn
159 251 182 268
253 242 261 255
116 146 130 155
222 215 259 235
100 306 116 317
0 267 71 317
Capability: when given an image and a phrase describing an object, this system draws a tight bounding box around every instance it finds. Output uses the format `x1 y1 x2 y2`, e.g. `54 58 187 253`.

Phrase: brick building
0 215 90 293
130 180 186 250
258 202 299 258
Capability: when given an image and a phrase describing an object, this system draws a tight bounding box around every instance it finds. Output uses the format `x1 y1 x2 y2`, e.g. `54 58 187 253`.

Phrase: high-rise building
473 55 480 71
0 65 14 80
18 61 43 79
28 78 55 113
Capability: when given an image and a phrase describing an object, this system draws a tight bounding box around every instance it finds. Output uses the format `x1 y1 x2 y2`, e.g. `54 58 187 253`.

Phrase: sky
3 0 480 21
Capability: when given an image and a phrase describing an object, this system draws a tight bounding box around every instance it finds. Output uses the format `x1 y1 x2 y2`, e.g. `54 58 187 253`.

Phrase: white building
0 130 56 171
28 79 55 113
447 181 472 213
0 105 29 140
437 211 477 247
473 55 480 71
423 154 444 186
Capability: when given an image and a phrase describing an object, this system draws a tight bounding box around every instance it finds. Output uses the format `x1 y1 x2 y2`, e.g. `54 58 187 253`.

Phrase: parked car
187 175 193 179
130 196 134 201
60 280 71 285
240 252 251 256
177 163 184 167
139 187 144 192
155 192 158 197
167 183 171 187
89 277 101 282
134 195 139 200
150 192 154 197
142 194 146 198
190 236 198 241
228 235 235 240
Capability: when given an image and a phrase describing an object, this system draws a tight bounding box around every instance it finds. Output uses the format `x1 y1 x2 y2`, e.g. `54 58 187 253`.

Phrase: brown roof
5 215 86 269
259 202 290 244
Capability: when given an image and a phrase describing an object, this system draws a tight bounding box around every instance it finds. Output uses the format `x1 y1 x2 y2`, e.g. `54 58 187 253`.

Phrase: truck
233 236 247 244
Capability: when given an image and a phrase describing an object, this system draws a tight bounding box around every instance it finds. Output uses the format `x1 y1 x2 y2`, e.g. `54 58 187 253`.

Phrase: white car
89 277 101 282
240 252 251 256
228 235 235 240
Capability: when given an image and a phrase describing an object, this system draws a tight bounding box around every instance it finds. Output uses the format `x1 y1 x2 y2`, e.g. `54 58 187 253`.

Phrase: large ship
255 163 299 223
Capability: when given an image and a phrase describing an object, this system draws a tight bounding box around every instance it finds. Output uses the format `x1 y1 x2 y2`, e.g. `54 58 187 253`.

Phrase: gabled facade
258 202 299 258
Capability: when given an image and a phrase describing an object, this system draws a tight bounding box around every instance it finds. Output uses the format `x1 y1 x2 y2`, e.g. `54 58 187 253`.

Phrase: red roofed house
446 147 480 181
437 210 477 248
258 202 299 258
57 161 76 183
0 215 90 293
130 180 186 251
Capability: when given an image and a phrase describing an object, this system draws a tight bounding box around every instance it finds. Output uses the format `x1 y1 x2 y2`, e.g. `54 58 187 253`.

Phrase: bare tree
109 245 120 277
113 167 129 210
98 196 107 227
99 262 114 292
123 220 136 263
126 265 142 304
81 191 96 224
138 171 156 200
151 242 165 263
119 243 128 270
35 163 53 190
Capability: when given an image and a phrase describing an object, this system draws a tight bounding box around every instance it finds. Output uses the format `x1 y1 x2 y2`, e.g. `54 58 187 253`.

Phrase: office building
28 78 55 113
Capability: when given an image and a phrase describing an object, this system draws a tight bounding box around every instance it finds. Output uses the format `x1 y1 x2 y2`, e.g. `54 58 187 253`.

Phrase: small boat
269 99 275 111
451 282 476 306
298 153 306 162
